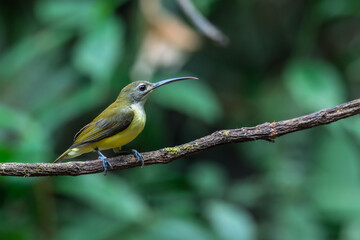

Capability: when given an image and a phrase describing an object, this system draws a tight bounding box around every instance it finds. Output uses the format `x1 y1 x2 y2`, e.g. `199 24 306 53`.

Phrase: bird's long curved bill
152 77 198 89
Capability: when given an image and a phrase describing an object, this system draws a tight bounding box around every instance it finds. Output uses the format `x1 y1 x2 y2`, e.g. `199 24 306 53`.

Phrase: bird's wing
71 106 134 147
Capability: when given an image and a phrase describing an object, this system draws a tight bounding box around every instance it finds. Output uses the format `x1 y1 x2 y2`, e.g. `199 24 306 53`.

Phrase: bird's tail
54 147 82 163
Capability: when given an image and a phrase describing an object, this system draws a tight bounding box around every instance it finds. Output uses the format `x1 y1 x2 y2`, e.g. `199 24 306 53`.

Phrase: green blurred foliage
0 0 360 240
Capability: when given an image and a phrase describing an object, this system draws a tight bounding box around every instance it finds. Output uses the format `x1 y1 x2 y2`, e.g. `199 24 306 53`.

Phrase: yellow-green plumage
55 77 197 165
55 103 145 162
55 84 147 162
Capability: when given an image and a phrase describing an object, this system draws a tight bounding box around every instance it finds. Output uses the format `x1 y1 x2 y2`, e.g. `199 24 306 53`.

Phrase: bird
55 76 198 174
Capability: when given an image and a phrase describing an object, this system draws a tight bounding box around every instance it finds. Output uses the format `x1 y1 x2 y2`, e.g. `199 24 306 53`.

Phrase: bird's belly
90 110 146 151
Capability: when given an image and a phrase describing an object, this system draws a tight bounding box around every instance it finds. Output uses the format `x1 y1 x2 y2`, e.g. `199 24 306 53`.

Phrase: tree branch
177 0 229 46
1 99 359 177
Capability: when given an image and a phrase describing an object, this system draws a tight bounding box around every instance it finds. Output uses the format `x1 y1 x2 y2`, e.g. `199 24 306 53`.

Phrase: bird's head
117 77 198 105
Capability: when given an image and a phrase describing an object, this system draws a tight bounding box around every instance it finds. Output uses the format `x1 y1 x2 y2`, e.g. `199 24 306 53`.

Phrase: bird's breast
129 104 146 133
93 104 146 151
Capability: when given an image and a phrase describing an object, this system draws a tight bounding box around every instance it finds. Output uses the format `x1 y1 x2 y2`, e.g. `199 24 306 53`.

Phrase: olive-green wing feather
71 106 134 147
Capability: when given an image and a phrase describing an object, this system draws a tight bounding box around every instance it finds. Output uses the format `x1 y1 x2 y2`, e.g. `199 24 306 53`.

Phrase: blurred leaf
0 30 71 79
36 0 99 30
269 205 324 240
228 180 263 207
56 174 148 221
187 161 227 197
310 133 360 219
341 219 360 240
0 50 71 111
128 217 214 240
315 0 360 19
284 59 345 112
346 56 360 83
57 210 122 240
73 17 123 81
36 0 128 30
38 84 103 131
205 200 256 240
0 104 49 163
30 66 80 112
341 116 360 142
152 79 222 124
192 0 218 16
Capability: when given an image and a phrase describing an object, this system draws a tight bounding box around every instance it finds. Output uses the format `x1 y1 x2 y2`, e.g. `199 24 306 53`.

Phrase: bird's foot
100 156 113 176
131 149 144 167
95 148 113 175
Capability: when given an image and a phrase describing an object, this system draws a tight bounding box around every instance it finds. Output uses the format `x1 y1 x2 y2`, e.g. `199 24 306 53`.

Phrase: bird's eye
138 84 147 91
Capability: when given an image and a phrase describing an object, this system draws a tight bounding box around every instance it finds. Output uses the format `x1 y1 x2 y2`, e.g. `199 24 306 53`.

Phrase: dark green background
1 0 360 239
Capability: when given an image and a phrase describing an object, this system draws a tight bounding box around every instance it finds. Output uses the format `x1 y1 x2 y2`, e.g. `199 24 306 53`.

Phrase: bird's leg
113 149 145 167
131 149 145 167
94 147 113 175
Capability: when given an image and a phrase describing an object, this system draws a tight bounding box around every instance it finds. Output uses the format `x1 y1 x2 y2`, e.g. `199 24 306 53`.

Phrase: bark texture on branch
1 99 359 177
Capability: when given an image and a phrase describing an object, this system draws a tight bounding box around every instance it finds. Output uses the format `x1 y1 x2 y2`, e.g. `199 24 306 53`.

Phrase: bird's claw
131 149 145 167
99 156 113 176
95 148 113 175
